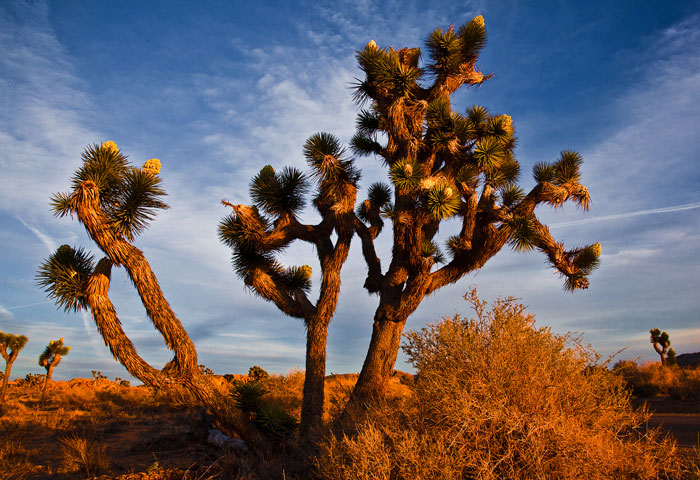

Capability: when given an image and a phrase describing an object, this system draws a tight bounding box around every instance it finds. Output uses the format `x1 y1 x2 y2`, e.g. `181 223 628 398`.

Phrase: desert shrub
670 368 700 401
316 291 683 480
198 364 214 376
264 369 305 419
248 365 270 382
59 432 109 475
19 373 44 387
114 377 131 387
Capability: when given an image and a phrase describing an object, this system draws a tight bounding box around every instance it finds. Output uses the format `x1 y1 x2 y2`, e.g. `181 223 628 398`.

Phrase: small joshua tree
248 365 269 382
39 337 71 404
0 331 28 402
650 328 674 366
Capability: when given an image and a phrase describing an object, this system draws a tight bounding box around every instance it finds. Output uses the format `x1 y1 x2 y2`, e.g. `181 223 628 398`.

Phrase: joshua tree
342 15 600 407
0 331 28 402
39 337 70 404
219 133 360 433
650 328 675 366
37 142 264 447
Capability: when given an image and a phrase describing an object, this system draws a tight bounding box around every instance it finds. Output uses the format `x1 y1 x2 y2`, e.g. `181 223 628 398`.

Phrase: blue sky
1 0 699 381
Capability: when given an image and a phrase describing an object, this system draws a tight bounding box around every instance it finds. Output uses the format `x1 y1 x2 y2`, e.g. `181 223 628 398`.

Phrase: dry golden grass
315 294 700 480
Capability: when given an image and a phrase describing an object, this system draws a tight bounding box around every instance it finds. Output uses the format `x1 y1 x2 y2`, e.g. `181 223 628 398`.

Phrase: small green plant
248 365 269 382
0 331 28 402
60 432 109 475
231 380 267 414
39 338 71 404
230 380 298 439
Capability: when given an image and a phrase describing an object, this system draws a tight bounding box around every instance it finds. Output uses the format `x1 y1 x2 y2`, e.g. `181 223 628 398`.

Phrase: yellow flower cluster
101 140 119 152
472 15 485 28
591 242 602 257
142 158 161 176
367 40 378 50
403 164 413 176
301 265 313 278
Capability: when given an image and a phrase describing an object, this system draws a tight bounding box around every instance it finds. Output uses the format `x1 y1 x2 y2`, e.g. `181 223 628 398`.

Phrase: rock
207 428 247 452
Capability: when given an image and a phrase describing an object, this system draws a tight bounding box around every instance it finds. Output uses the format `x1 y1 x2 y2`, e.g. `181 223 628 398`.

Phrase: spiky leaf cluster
36 245 95 312
251 165 308 215
0 332 28 357
51 142 169 241
39 337 71 369
650 328 671 348
350 16 599 291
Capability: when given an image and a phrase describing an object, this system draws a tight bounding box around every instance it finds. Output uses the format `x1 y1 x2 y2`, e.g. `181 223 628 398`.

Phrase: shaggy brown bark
40 357 60 404
0 357 16 403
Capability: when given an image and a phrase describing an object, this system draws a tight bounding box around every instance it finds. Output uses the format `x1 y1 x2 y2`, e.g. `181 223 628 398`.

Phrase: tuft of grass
59 432 109 475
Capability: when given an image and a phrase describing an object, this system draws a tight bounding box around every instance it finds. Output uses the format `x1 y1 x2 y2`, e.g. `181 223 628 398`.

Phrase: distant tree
219 134 360 433
36 141 264 447
341 16 600 407
0 331 28 402
39 337 70 404
666 348 677 366
248 365 269 382
650 328 672 366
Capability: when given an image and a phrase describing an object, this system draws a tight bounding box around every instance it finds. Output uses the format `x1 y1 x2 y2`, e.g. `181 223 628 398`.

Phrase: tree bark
348 316 407 407
1 361 13 403
300 318 330 434
40 362 57 405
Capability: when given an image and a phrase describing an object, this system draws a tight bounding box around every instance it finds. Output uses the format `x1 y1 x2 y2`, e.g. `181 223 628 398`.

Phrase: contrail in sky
551 201 700 228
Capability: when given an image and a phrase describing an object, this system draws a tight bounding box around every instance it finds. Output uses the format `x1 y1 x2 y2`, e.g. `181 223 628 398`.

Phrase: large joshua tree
39 337 70 404
37 142 263 446
0 331 28 402
344 16 601 406
218 133 360 433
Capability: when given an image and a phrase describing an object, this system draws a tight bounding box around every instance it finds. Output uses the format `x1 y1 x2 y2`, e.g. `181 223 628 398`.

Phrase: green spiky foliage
51 144 168 242
219 132 361 434
0 331 28 402
230 380 298 439
650 328 673 367
347 16 600 406
38 337 71 404
37 245 95 313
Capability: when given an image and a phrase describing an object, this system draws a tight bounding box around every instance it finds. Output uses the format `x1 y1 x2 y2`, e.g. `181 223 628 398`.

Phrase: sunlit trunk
1 361 14 403
348 315 407 409
300 319 330 434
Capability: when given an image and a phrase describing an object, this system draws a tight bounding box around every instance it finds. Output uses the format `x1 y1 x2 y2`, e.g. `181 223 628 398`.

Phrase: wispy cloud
551 202 700 228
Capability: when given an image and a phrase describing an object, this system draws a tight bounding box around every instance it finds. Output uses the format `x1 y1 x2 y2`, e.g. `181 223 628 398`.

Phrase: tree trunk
300 319 330 434
41 364 55 405
1 362 13 403
347 316 407 409
86 257 269 450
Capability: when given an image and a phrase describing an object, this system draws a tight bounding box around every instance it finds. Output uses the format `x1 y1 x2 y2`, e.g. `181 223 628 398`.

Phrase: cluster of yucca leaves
231 380 298 440
346 15 599 291
37 143 168 311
